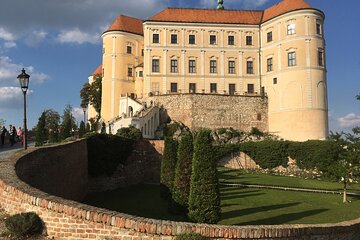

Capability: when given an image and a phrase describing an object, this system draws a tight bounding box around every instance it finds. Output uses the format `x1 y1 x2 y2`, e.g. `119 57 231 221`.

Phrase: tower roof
104 15 143 36
92 64 102 77
262 0 314 22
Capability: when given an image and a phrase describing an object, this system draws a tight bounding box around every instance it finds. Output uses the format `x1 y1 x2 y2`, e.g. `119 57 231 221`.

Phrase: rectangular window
316 20 322 35
141 49 144 56
189 34 196 44
210 83 217 93
287 24 296 35
170 59 178 73
127 46 132 54
247 84 254 94
228 61 236 74
210 60 217 73
151 82 159 94
267 58 273 72
273 77 277 85
153 34 159 43
170 83 178 93
171 34 178 44
288 52 296 66
189 83 196 93
189 60 196 73
139 71 143 77
228 36 235 45
267 32 273 42
318 51 324 66
246 36 253 46
210 35 216 45
152 59 160 72
257 113 262 121
247 61 254 74
229 84 236 95
127 67 133 77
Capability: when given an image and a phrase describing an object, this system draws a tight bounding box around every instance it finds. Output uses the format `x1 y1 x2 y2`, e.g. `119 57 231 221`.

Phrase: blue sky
0 0 359 133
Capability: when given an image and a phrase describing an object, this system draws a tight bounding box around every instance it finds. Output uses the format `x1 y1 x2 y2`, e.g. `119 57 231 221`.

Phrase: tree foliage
188 129 220 224
116 125 142 140
173 131 193 212
80 76 102 118
35 111 47 146
60 104 76 140
160 137 178 200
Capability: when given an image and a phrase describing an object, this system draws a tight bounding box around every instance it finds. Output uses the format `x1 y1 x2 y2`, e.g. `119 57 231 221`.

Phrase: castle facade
89 0 328 141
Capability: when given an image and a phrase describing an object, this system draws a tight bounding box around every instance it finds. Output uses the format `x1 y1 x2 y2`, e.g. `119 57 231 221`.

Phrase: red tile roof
148 8 263 25
105 15 143 36
147 0 316 25
92 64 102 77
262 0 314 22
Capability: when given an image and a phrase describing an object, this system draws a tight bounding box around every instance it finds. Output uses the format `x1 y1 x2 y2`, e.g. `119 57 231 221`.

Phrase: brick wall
0 141 359 239
151 94 268 132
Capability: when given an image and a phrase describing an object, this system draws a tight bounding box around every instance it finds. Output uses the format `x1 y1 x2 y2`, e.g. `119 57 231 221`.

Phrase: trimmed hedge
87 134 134 177
173 131 193 212
160 137 178 200
214 140 353 181
188 129 220 224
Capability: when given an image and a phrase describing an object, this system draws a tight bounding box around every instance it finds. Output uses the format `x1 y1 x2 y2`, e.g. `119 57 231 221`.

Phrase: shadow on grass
221 192 265 201
220 189 261 197
238 208 329 225
221 202 301 220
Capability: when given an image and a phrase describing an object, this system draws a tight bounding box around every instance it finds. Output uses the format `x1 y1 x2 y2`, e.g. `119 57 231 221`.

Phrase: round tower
261 1 328 141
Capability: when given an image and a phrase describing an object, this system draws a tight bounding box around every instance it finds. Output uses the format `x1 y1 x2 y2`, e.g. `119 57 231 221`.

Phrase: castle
88 0 328 141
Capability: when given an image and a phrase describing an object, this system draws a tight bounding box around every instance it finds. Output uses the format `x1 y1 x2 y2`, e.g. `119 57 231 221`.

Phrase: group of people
0 125 24 147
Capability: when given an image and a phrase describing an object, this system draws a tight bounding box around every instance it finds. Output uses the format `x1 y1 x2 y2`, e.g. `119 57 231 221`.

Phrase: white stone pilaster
305 38 312 108
163 49 167 94
201 50 205 91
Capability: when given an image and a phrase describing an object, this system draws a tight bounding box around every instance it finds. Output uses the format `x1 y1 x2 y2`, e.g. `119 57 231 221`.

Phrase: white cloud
24 30 48 46
0 27 15 41
3 41 16 49
0 87 33 110
72 107 86 123
57 28 100 45
0 56 49 87
338 113 360 128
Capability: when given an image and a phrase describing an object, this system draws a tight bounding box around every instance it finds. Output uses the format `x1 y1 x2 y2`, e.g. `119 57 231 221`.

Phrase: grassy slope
218 167 360 192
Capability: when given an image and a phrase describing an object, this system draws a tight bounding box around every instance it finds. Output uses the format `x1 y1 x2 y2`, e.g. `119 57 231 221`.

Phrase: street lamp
17 68 30 150
82 107 87 124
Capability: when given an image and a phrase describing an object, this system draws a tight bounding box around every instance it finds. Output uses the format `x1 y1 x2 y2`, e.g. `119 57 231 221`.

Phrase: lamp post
17 68 30 150
82 107 87 124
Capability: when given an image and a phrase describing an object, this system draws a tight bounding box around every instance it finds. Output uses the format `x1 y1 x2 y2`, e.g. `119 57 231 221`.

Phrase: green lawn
83 182 360 225
218 167 360 192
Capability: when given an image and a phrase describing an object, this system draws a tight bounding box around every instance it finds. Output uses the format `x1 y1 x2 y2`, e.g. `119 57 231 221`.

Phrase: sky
0 0 359 133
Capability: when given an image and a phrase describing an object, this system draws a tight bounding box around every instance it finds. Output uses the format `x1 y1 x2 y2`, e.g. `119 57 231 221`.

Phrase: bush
116 125 142 140
250 127 264 136
188 129 220 223
173 131 193 213
86 134 134 177
5 212 43 237
164 122 182 138
176 233 210 240
160 137 178 200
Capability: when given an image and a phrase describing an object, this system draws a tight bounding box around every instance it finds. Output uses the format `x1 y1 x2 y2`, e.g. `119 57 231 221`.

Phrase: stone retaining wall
151 94 268 132
0 141 359 239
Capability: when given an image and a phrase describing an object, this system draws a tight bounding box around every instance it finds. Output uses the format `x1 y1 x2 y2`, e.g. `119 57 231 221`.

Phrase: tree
116 126 142 140
160 137 178 200
188 129 220 224
45 109 60 143
101 122 106 134
35 111 47 146
172 131 193 213
79 121 86 138
80 76 102 118
0 118 5 128
61 104 76 140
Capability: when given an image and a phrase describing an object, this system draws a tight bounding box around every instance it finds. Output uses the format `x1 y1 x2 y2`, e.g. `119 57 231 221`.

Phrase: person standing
9 125 16 147
0 126 7 147
17 127 23 145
